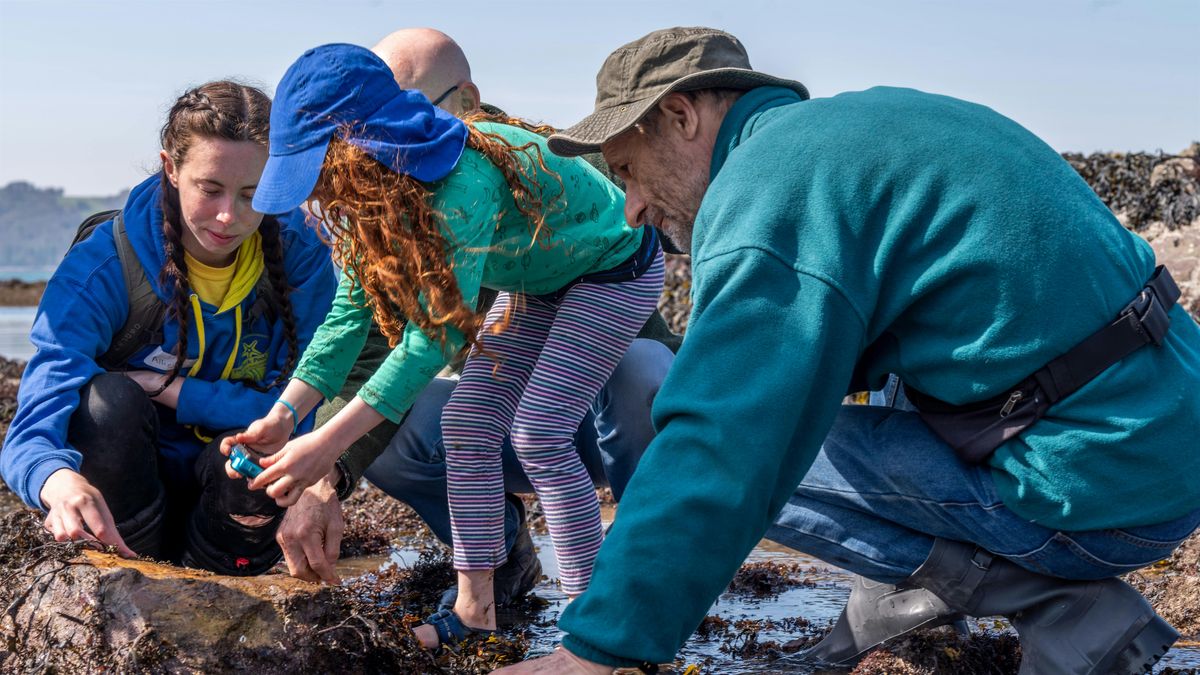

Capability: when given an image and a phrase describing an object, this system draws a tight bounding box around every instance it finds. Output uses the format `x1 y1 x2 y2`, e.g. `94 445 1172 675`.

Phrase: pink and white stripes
442 250 665 595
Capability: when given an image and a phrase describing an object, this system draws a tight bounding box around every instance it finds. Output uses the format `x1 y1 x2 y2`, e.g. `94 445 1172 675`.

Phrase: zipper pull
1000 391 1024 417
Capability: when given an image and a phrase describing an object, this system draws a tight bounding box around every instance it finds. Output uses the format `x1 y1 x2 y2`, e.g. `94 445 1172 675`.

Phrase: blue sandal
422 608 497 650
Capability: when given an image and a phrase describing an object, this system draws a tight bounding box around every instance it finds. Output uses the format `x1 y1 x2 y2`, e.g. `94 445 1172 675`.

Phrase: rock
1140 218 1200 318
850 628 1022 675
3 548 371 673
0 509 523 674
1151 156 1200 187
1125 531 1200 639
1 356 21 442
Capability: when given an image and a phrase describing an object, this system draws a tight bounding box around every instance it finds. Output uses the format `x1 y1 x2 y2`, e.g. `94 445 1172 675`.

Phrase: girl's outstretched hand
220 407 294 480
247 431 343 507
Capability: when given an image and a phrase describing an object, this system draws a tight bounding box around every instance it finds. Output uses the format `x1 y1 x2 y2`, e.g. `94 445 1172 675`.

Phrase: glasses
430 84 459 107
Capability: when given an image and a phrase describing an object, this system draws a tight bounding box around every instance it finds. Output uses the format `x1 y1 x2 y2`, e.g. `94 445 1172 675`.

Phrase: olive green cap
548 27 809 157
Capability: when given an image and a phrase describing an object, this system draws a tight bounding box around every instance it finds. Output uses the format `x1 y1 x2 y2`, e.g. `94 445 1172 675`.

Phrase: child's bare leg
415 569 497 648
454 569 497 629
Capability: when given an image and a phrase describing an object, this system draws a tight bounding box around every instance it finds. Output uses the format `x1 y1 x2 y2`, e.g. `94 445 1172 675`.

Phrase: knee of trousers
69 372 159 461
441 406 509 462
509 420 580 470
184 435 284 575
601 339 672 409
69 373 161 519
194 434 284 520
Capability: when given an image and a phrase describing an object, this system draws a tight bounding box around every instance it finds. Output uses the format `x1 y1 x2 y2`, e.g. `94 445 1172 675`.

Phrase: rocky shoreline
0 279 45 307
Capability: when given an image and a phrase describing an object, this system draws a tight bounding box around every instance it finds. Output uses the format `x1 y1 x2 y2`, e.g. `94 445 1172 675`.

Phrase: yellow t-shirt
183 232 264 309
184 252 236 307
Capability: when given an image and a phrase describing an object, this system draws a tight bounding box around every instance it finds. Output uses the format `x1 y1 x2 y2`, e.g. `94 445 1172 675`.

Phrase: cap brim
548 68 810 157
252 141 330 214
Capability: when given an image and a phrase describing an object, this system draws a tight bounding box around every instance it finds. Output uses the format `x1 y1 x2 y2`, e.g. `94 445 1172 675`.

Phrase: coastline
0 280 45 307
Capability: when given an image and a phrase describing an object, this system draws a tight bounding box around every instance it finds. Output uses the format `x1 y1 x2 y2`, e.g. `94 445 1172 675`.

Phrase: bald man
275 28 679 610
371 28 480 116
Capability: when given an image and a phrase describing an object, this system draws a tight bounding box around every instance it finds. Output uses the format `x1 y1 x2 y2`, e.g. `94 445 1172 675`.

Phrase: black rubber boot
911 538 1178 675
439 493 543 610
801 574 968 666
493 494 543 605
180 436 284 576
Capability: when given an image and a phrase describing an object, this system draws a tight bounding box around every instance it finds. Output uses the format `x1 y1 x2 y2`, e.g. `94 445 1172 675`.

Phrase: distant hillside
0 182 128 267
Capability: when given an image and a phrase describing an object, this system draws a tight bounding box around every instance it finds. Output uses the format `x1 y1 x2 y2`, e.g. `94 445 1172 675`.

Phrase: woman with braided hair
0 81 337 574
227 44 662 646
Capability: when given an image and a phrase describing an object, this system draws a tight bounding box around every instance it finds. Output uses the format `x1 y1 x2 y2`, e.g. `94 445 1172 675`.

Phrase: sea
0 267 50 361
0 266 56 282
0 307 36 361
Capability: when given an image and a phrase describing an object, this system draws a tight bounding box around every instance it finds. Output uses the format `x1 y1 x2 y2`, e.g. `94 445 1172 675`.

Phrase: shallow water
0 306 36 361
386 516 1200 673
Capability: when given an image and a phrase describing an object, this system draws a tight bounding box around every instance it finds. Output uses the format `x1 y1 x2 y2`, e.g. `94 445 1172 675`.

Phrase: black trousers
68 373 284 575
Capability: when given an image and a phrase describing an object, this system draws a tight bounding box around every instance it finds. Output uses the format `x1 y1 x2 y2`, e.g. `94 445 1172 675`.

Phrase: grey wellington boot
801 574 969 666
911 538 1178 675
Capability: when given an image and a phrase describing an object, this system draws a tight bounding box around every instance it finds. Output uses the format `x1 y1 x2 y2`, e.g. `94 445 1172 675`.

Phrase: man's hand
276 470 344 584
39 468 137 558
494 647 614 674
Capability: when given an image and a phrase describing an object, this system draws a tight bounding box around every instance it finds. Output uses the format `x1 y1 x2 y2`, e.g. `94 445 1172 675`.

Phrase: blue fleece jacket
1 175 337 508
558 86 1200 667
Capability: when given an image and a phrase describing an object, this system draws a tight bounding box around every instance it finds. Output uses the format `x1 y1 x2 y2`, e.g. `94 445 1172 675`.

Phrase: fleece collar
710 86 806 182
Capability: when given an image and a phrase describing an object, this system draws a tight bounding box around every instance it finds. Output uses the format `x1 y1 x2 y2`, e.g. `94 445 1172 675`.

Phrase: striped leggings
442 250 664 595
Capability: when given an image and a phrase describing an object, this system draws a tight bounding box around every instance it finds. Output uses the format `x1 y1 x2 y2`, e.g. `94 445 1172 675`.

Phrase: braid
149 80 272 395
256 216 299 390
149 173 192 397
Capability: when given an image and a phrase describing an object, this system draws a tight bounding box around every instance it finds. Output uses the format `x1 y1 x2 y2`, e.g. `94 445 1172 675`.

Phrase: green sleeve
292 270 372 400
353 180 495 423
557 247 867 666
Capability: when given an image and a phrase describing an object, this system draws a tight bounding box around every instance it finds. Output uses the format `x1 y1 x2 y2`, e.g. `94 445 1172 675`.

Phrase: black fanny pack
905 265 1181 464
534 226 661 302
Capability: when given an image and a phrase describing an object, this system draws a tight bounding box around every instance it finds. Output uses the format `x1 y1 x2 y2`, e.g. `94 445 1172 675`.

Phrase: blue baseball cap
253 43 468 214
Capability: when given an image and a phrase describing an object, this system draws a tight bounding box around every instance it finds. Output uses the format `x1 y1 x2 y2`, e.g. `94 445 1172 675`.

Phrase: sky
0 0 1197 196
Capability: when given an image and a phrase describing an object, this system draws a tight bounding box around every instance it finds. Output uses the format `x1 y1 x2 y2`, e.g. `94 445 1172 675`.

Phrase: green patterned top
293 121 640 421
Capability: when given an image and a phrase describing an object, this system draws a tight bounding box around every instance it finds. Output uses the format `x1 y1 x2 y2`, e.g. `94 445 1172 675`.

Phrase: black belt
906 265 1180 464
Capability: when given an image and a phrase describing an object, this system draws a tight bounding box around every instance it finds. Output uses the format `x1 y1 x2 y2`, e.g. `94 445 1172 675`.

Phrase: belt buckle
1122 286 1169 346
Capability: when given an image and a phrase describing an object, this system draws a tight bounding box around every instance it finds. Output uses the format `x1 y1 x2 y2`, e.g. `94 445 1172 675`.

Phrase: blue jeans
765 376 1200 584
364 338 674 553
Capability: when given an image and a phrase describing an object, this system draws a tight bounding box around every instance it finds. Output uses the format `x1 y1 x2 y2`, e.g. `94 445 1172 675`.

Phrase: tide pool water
0 307 36 361
386 513 1200 673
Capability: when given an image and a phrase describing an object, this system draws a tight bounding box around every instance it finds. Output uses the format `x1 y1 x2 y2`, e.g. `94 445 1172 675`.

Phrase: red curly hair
308 112 564 354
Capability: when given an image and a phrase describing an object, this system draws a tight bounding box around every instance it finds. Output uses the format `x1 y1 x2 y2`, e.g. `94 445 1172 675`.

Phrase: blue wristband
275 398 299 436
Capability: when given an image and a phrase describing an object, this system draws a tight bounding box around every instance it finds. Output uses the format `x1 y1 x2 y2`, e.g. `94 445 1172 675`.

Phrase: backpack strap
97 213 167 371
69 209 123 252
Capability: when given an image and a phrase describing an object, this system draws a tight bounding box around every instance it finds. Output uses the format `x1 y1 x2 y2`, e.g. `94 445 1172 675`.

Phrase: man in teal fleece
498 27 1200 675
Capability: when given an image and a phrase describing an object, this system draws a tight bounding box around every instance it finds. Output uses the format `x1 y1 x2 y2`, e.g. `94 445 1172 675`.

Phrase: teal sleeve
557 247 867 666
291 270 372 401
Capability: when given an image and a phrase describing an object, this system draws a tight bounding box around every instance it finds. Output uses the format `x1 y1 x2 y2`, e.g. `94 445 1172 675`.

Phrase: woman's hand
124 369 183 408
39 468 137 558
247 429 345 508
